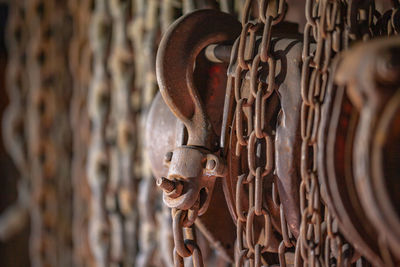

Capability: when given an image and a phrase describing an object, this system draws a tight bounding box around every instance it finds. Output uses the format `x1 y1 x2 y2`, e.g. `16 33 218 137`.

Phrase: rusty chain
87 0 112 265
108 0 136 265
130 0 163 266
297 0 352 265
69 0 94 265
297 1 399 266
224 1 400 266
24 0 73 266
227 0 292 266
1 0 30 241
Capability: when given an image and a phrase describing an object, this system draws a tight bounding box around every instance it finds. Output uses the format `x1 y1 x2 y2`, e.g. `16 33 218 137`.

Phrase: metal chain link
296 1 398 266
69 0 95 265
0 0 30 241
108 0 136 265
129 0 172 266
297 1 348 265
24 0 73 266
87 0 112 266
227 0 290 266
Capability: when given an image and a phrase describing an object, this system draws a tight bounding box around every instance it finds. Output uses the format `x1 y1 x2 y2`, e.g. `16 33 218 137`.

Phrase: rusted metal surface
4 0 74 266
157 9 241 148
155 9 241 265
69 0 94 265
297 1 399 266
335 36 400 266
1 0 30 242
151 1 400 267
147 93 237 262
221 1 301 265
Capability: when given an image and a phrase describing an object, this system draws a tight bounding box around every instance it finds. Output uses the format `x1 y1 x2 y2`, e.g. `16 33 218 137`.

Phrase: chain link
296 0 400 266
87 0 112 265
69 0 95 265
226 0 291 265
105 0 137 266
24 0 73 266
0 0 30 241
298 1 360 265
131 0 167 266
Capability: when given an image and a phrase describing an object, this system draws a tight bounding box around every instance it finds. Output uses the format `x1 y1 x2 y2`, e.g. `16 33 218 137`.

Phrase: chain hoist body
148 1 400 266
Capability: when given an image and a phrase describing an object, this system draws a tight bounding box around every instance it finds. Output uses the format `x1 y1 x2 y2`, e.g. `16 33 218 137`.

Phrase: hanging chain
296 0 400 266
227 0 290 266
1 0 30 240
108 0 136 265
69 0 95 265
129 0 175 266
297 1 350 265
24 0 73 266
87 0 112 266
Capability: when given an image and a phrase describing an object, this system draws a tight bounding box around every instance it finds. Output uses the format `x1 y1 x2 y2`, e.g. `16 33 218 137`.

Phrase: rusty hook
156 9 241 148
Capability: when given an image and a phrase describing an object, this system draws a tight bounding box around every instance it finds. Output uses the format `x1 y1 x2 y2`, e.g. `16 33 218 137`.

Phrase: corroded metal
336 36 400 265
156 9 241 208
150 2 400 267
153 9 241 264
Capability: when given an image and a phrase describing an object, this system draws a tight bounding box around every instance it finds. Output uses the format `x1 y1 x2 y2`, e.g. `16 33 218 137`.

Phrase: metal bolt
157 177 176 193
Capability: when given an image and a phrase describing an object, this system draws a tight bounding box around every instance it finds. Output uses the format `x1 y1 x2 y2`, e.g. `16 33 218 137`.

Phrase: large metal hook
155 9 240 213
156 9 241 148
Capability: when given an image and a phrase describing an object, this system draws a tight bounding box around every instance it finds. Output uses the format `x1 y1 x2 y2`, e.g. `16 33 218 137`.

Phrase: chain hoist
2 1 400 267
151 1 400 267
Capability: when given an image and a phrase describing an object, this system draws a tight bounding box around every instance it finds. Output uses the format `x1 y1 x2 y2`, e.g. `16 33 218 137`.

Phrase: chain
3 0 28 177
296 0 387 266
87 0 112 266
227 0 290 266
69 0 95 265
0 0 30 240
107 0 137 265
24 0 73 266
377 0 400 36
129 0 172 266
298 1 346 265
172 206 204 267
